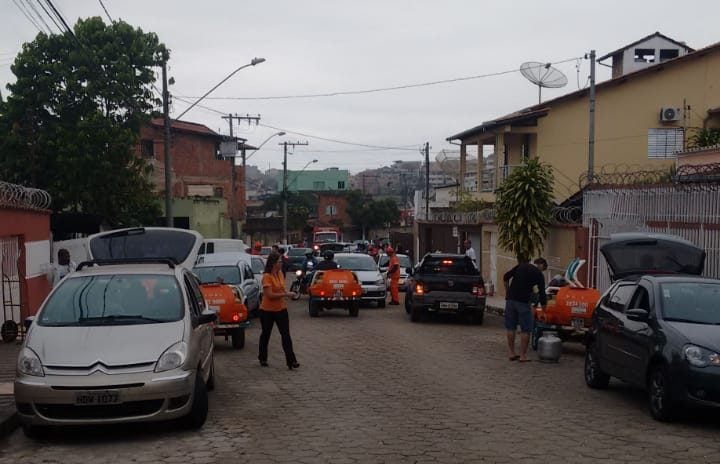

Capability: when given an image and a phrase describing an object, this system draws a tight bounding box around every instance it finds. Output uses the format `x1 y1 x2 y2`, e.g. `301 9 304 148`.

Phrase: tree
494 158 554 262
0 17 167 225
263 191 316 231
346 190 400 237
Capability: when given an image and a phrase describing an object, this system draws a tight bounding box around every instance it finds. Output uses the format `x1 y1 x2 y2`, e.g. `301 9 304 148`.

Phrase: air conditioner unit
660 107 682 122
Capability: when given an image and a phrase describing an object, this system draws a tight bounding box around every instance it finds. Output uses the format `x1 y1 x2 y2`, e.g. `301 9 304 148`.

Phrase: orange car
307 269 363 317
199 283 249 349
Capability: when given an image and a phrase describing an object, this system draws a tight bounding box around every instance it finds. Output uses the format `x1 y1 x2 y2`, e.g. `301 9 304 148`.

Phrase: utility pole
587 50 596 182
281 140 309 245
162 62 173 227
424 142 430 220
221 113 260 239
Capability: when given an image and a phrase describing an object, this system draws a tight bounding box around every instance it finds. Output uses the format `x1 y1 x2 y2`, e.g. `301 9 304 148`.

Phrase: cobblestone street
2 297 720 463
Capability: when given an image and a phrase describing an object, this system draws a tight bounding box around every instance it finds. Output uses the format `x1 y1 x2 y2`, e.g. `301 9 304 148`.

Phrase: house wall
317 195 350 226
531 48 720 200
172 197 231 239
283 169 349 192
620 36 690 76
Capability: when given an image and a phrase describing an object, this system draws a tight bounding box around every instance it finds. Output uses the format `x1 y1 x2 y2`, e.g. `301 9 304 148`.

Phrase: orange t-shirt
261 272 287 312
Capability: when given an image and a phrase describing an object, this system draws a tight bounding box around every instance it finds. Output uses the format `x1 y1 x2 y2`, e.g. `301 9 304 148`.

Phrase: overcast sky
2 1 718 173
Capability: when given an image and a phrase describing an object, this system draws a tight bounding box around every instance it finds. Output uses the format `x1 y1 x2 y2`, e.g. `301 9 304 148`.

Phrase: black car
287 247 312 271
584 232 720 421
405 253 485 324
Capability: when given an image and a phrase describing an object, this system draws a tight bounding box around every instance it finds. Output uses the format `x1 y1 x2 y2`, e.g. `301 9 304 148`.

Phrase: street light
163 57 266 227
282 156 316 245
245 131 286 162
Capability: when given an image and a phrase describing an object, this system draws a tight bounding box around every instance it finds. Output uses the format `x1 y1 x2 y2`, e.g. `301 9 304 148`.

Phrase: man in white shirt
49 249 76 288
464 239 477 267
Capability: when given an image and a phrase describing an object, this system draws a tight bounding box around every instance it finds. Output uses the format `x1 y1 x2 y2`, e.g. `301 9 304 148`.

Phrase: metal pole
228 114 238 239
424 142 430 220
162 62 173 227
588 49 596 182
282 141 288 245
241 144 246 226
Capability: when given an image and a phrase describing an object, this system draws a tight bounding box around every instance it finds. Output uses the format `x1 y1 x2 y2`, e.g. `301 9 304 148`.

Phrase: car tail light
320 290 325 297
415 283 425 295
232 313 240 322
472 285 485 297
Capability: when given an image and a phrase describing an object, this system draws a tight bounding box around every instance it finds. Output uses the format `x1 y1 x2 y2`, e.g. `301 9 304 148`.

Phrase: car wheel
309 299 319 317
349 302 359 317
206 356 215 391
231 328 245 349
378 299 386 309
22 424 48 439
584 343 611 389
181 372 208 429
410 305 423 323
648 364 677 421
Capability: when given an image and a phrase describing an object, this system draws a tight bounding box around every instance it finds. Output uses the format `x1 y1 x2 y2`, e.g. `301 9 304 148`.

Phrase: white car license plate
439 302 459 309
75 390 121 406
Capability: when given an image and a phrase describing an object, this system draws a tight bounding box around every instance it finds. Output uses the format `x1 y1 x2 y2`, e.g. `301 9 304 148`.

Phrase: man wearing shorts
503 258 547 362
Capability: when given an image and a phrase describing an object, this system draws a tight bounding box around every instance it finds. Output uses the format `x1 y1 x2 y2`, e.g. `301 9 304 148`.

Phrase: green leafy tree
263 191 316 231
0 17 167 225
346 190 400 237
688 127 720 149
494 158 554 262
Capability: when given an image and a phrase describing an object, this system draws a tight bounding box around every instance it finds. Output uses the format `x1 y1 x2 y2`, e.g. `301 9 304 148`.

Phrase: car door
184 272 213 375
619 282 655 386
595 282 637 378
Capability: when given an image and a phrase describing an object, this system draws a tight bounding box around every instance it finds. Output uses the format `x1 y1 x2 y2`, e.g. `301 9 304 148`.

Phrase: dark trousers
258 309 297 366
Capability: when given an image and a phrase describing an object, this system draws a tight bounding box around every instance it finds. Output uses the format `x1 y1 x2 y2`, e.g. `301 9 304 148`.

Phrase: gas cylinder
537 331 562 362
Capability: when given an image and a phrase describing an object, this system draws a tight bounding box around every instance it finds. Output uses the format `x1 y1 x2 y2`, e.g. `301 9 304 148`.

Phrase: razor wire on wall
0 181 52 211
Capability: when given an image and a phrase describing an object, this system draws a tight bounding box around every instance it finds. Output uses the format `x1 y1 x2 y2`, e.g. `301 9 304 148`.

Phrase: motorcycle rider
316 250 339 270
300 250 318 286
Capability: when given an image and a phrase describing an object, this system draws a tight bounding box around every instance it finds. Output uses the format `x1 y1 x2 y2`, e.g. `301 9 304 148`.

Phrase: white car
334 253 387 307
378 253 413 290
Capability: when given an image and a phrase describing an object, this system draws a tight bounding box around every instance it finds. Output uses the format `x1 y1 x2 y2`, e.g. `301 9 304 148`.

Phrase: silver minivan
15 228 216 437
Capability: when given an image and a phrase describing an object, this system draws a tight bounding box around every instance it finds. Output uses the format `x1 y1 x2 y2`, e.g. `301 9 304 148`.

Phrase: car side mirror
198 309 218 325
24 316 36 330
626 308 649 322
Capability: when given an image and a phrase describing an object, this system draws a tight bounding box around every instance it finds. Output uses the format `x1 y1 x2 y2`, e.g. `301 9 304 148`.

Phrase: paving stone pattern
1 298 720 463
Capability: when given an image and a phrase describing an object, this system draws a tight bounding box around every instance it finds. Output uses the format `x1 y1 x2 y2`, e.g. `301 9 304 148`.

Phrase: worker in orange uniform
386 246 401 305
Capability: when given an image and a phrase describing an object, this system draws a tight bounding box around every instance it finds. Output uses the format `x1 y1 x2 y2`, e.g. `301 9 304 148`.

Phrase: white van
199 239 247 256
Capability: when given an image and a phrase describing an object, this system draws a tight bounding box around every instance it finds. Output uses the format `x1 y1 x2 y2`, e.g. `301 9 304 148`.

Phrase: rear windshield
39 275 183 326
336 255 378 271
420 256 478 275
90 229 195 264
660 282 720 324
378 255 412 269
315 233 337 242
251 258 264 274
193 266 241 285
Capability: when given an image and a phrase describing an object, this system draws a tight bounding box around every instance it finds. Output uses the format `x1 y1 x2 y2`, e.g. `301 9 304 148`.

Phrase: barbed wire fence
580 163 720 192
0 180 52 210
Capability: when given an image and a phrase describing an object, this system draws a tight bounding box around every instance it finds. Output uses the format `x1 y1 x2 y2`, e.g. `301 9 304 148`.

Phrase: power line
259 122 418 151
43 0 74 36
177 57 582 101
98 0 113 22
13 0 44 33
35 0 64 33
23 0 53 33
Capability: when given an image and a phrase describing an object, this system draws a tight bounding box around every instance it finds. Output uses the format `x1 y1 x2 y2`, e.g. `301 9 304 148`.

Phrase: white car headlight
18 347 44 377
155 341 188 373
375 278 385 285
684 344 720 368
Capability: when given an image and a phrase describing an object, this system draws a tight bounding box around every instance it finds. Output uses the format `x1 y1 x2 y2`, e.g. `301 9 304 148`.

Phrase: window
213 186 224 198
338 181 345 189
313 181 326 190
648 128 684 159
629 286 651 311
325 204 337 216
659 49 679 62
606 284 636 312
634 48 656 63
141 140 154 158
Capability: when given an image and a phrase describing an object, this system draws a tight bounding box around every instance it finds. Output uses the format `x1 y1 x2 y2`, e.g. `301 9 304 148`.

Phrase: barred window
648 128 684 159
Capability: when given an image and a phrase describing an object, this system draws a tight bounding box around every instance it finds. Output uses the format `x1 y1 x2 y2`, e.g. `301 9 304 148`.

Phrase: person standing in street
386 246 401 305
503 257 547 362
258 252 300 370
464 239 477 268
48 248 76 288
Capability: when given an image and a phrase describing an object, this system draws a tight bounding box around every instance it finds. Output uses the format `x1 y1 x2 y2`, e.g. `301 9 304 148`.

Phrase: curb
486 304 505 317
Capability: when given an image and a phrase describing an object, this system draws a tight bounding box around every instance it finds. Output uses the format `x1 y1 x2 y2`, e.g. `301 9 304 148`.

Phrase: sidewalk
485 294 506 316
0 342 20 437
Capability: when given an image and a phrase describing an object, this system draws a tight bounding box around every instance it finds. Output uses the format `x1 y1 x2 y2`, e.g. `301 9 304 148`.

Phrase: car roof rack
77 258 177 270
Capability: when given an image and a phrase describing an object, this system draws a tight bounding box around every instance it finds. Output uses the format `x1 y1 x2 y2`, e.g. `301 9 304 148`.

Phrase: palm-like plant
494 158 555 262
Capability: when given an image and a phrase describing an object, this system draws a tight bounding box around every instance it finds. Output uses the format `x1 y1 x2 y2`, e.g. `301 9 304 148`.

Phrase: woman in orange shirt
258 252 300 369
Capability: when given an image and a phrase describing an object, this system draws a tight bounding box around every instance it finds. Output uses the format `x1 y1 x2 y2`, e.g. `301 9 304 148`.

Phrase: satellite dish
520 61 568 104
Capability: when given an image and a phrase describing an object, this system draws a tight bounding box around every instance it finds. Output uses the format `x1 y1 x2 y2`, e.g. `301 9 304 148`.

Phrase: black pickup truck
405 253 486 324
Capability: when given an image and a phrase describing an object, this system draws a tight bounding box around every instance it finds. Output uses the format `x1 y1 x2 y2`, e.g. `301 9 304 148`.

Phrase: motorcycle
290 269 312 300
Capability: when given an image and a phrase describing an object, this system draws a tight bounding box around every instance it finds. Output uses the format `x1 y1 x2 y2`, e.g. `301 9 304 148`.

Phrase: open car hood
88 227 203 269
600 233 705 281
